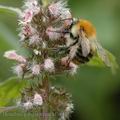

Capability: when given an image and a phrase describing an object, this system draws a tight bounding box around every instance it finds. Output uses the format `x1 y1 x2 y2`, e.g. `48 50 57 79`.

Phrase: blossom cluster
4 0 74 119
4 0 78 78
18 86 73 120
21 92 43 110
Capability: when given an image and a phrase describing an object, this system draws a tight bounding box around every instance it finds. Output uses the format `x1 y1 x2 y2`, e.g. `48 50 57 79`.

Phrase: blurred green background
0 0 120 120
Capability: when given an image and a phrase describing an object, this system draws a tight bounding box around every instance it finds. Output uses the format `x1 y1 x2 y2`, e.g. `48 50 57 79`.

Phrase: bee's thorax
78 19 96 39
70 24 79 38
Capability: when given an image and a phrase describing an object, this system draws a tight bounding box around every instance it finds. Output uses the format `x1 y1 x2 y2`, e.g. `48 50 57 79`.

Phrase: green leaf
87 51 119 74
0 5 21 16
0 23 19 50
87 56 105 68
0 77 26 107
0 22 19 80
42 0 49 7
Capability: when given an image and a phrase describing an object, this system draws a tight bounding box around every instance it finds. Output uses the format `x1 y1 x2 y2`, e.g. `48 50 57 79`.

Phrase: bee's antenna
47 18 73 34
47 29 70 34
60 18 73 21
47 30 62 33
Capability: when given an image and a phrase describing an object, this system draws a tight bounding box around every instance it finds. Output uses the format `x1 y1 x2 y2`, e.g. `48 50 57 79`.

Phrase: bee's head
64 18 79 39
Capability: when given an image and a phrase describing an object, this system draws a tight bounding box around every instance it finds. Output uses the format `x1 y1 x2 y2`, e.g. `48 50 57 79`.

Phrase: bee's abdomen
73 47 93 64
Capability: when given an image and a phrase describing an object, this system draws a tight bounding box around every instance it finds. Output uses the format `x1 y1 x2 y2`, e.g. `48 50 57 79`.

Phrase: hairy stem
40 76 50 120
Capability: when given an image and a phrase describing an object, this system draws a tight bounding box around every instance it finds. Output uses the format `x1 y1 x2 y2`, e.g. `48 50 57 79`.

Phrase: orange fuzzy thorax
77 19 96 39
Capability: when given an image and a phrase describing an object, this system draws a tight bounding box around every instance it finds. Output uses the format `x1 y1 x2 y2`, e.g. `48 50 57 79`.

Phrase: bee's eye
62 27 70 34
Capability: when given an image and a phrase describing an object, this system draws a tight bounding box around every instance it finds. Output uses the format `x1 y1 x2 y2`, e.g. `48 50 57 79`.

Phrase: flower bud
48 1 68 18
4 50 26 63
69 62 78 75
31 64 41 75
23 101 33 110
33 93 43 106
44 58 55 72
13 64 25 77
29 34 42 45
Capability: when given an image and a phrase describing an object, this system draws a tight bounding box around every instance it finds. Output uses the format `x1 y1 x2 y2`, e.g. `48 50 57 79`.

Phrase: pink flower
46 26 61 40
13 64 25 77
4 50 26 63
23 101 33 110
61 57 78 75
33 93 43 106
64 18 73 27
48 1 66 17
24 0 38 9
44 58 55 72
29 34 42 45
31 64 41 75
63 11 73 26
61 9 72 19
48 1 71 19
23 24 32 37
69 62 78 75
61 56 69 66
19 24 32 41
23 10 33 23
19 24 36 41
21 0 40 23
4 50 17 60
24 0 38 12
17 56 27 63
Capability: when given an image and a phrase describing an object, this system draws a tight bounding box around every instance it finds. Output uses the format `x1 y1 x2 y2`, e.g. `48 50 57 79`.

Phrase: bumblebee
59 18 111 66
49 18 111 66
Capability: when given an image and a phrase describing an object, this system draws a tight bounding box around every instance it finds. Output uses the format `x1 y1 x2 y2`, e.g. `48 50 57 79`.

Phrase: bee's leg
51 17 73 26
57 46 69 52
52 46 70 54
45 46 67 52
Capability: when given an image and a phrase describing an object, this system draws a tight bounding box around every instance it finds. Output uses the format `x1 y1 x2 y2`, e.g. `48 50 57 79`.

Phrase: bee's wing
93 40 111 67
80 33 91 57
